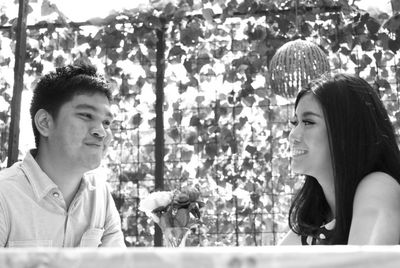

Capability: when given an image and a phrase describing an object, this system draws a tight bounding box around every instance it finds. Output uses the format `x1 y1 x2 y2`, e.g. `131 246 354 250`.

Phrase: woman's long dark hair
288 74 400 244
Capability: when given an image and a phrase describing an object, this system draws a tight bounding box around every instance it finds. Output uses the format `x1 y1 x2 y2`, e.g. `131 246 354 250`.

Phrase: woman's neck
315 172 336 219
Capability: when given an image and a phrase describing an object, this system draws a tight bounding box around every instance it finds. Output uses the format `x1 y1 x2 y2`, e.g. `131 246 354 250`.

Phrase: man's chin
82 159 102 172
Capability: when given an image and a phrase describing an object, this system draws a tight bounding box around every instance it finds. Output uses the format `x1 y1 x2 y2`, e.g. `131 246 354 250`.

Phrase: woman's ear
34 109 53 138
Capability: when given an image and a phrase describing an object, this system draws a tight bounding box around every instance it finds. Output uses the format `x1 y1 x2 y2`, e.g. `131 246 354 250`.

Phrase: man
0 64 125 247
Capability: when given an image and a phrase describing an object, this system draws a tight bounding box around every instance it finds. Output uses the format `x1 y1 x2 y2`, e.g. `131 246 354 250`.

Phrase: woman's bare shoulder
349 171 400 244
359 171 399 186
354 171 400 213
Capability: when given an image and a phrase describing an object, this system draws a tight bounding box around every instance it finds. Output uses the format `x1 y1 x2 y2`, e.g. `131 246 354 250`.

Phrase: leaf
205 143 218 158
264 153 272 162
163 3 177 17
189 116 201 127
172 110 182 124
168 45 185 59
366 17 381 35
119 75 130 96
202 8 214 24
185 132 197 145
377 33 389 50
383 13 400 33
168 127 180 141
340 46 351 55
383 51 395 61
130 113 143 128
276 17 291 34
388 39 400 53
0 55 11 66
41 0 58 16
361 39 374 51
245 145 257 155
237 0 253 13
0 14 8 26
381 68 389 78
212 46 227 59
180 30 197 46
373 51 382 65
247 24 266 41
181 148 193 161
376 78 391 90
350 54 358 65
102 28 124 48
195 96 205 104
353 22 365 35
180 24 203 46
145 16 162 29
242 96 256 107
136 76 146 90
87 17 106 26
119 171 147 183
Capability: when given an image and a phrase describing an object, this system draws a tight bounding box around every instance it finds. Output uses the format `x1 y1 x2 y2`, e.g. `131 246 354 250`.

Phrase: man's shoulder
0 162 24 198
83 169 113 204
84 169 110 190
0 162 23 182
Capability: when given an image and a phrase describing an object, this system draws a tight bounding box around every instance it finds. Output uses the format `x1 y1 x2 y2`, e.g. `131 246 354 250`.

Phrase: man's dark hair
30 64 113 147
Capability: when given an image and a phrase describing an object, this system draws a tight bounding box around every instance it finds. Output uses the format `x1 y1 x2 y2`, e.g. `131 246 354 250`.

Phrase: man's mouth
85 143 102 148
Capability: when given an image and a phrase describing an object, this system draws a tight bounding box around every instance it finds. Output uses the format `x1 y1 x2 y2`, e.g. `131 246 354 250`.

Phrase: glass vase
163 227 190 247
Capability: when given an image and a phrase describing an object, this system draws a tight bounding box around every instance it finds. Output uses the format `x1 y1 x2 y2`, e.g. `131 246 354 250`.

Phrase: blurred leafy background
0 0 399 246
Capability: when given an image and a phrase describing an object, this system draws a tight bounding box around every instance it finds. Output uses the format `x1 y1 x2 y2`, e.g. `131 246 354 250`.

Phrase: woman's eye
303 120 314 126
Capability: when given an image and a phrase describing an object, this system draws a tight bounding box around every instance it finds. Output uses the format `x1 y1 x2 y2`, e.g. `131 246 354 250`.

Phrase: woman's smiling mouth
291 149 307 157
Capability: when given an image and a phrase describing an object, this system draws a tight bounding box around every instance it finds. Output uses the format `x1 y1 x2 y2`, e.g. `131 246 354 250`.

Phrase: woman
280 74 400 245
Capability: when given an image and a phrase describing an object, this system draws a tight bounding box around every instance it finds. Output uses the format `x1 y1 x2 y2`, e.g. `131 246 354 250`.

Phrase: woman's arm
348 172 400 245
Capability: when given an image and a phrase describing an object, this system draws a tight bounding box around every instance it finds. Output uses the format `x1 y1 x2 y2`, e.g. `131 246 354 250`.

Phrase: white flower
138 191 174 223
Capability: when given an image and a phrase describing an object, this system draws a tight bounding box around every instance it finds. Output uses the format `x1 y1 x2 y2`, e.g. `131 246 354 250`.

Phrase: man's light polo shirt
0 151 125 247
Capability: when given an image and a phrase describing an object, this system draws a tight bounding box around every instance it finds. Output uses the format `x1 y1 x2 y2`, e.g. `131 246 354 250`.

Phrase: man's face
47 92 113 173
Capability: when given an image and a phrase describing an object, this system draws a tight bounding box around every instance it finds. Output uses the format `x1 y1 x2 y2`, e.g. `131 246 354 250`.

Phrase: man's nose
90 124 107 139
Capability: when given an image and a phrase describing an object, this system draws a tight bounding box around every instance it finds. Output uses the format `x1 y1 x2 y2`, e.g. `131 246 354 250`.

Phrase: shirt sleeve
0 193 9 247
100 184 126 247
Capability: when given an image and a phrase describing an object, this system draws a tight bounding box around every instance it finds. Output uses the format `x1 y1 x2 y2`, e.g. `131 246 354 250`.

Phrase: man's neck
34 149 84 208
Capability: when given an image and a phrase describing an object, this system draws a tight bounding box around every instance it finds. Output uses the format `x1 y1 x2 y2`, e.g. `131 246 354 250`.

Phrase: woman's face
289 93 333 179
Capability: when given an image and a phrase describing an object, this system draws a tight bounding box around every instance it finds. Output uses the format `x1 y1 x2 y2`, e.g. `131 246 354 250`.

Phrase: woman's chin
291 166 310 177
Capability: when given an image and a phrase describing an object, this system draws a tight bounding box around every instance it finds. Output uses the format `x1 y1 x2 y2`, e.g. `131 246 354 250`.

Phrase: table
1 246 400 268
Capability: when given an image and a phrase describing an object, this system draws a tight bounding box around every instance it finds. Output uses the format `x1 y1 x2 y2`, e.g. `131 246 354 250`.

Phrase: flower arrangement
139 186 204 246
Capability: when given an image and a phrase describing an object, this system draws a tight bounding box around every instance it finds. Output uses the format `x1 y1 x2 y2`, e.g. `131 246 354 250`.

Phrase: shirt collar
21 150 95 200
21 150 58 200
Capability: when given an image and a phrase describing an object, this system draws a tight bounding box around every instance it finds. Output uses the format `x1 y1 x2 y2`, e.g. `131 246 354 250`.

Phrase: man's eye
290 120 298 126
103 120 111 128
79 113 92 119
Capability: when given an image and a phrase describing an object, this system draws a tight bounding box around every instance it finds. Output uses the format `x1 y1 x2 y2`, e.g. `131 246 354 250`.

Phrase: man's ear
34 109 54 138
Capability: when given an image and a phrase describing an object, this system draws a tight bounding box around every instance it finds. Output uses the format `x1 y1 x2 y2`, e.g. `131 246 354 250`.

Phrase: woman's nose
289 125 301 144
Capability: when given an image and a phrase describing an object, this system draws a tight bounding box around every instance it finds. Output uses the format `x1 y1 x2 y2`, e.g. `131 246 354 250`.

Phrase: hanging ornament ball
269 39 330 98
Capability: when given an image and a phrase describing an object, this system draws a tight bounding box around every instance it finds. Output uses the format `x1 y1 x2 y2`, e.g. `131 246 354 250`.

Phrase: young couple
0 65 399 247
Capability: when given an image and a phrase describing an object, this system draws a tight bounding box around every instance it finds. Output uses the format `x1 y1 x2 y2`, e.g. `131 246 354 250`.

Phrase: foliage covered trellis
1 0 400 246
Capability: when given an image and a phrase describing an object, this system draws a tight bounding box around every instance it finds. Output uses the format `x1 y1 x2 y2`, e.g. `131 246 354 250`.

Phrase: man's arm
100 185 126 247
